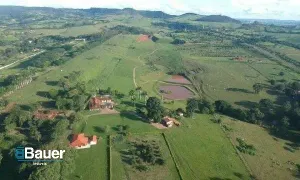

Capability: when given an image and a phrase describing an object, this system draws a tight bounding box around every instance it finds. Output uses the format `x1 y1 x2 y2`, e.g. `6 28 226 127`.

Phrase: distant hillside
196 15 241 23
0 6 174 19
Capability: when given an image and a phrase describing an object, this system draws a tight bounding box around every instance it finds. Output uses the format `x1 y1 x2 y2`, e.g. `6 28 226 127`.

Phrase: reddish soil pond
159 85 194 100
166 75 191 84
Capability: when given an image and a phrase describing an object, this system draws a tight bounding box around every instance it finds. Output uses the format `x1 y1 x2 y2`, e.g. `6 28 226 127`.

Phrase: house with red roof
70 133 98 149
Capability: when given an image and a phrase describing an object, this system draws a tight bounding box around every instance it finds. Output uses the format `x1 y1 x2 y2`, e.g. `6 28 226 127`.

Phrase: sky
1 0 300 20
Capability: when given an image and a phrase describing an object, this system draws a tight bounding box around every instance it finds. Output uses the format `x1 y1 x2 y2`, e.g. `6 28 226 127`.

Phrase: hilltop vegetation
196 15 241 23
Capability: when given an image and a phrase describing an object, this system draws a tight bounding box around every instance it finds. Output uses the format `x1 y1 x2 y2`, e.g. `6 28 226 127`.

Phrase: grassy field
70 142 108 180
71 113 251 180
5 34 158 104
222 117 300 180
70 114 160 180
165 114 250 180
112 134 181 180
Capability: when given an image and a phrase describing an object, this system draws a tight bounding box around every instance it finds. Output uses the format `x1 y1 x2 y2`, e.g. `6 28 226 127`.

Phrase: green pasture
165 114 250 180
223 117 300 180
112 134 181 180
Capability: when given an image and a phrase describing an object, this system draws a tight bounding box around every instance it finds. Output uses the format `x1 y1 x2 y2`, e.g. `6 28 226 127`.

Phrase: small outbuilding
162 116 174 127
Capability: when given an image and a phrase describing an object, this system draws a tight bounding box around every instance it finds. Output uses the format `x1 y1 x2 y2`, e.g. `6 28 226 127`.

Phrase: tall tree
141 91 148 105
129 90 136 106
146 97 163 122
253 83 263 94
136 87 142 100
186 98 198 117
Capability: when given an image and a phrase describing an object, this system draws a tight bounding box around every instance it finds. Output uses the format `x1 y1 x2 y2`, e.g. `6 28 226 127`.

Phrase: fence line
107 135 112 180
161 133 184 180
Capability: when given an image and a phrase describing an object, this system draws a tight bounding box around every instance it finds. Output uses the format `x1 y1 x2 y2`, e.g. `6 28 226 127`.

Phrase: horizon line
0 5 300 22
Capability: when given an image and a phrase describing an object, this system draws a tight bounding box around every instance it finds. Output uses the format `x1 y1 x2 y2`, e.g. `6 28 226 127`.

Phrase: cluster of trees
0 101 85 179
0 68 36 96
112 25 147 35
171 38 186 45
26 48 68 68
99 87 125 99
185 93 300 133
52 73 88 111
151 35 159 42
128 87 148 106
127 139 164 171
236 138 256 156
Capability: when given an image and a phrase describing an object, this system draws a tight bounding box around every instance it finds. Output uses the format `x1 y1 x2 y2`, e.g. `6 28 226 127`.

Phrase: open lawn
222 117 300 180
165 114 251 180
70 142 108 180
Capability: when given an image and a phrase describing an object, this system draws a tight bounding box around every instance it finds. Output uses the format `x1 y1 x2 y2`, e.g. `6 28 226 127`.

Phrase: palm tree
136 87 142 100
141 91 148 105
129 90 135 106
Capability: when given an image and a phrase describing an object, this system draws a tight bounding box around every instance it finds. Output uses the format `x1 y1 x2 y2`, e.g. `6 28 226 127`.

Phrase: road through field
0 50 45 71
133 48 158 87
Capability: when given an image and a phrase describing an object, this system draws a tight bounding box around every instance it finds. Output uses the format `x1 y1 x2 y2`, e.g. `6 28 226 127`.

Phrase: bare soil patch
159 85 194 100
137 34 150 42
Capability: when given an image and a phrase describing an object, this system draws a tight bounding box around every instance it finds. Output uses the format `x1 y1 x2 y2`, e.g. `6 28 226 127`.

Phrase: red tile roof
70 133 89 147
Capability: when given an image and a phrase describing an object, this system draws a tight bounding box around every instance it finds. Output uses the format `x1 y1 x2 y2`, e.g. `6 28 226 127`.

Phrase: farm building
162 116 174 127
33 110 60 120
162 116 181 127
176 108 184 117
70 133 98 149
89 95 114 110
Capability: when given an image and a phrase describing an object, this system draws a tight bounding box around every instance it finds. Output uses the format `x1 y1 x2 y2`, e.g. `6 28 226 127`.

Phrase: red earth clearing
137 35 150 42
166 75 191 84
159 85 194 100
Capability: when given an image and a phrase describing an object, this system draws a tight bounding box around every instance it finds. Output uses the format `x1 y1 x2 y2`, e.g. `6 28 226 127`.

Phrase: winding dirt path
133 49 158 88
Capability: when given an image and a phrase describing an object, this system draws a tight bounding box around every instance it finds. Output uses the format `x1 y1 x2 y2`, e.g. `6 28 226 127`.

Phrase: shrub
236 138 256 155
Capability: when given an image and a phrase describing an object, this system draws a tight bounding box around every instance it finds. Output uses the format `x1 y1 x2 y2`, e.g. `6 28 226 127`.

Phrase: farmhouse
162 116 181 127
70 133 98 149
33 110 60 120
89 95 114 110
162 116 174 127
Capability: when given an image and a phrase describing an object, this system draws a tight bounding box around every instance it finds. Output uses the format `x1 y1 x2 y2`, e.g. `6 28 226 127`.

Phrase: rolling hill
196 15 241 23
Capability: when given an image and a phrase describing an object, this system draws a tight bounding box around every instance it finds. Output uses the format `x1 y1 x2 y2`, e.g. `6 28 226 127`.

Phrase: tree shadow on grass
93 126 105 133
121 101 144 109
209 177 231 180
36 91 50 98
40 101 56 109
266 89 281 96
120 149 133 165
45 81 58 86
235 101 258 109
119 111 148 123
226 88 253 94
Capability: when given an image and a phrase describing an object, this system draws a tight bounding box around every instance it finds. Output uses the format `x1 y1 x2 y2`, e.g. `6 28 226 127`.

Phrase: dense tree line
186 81 300 133
0 102 85 179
